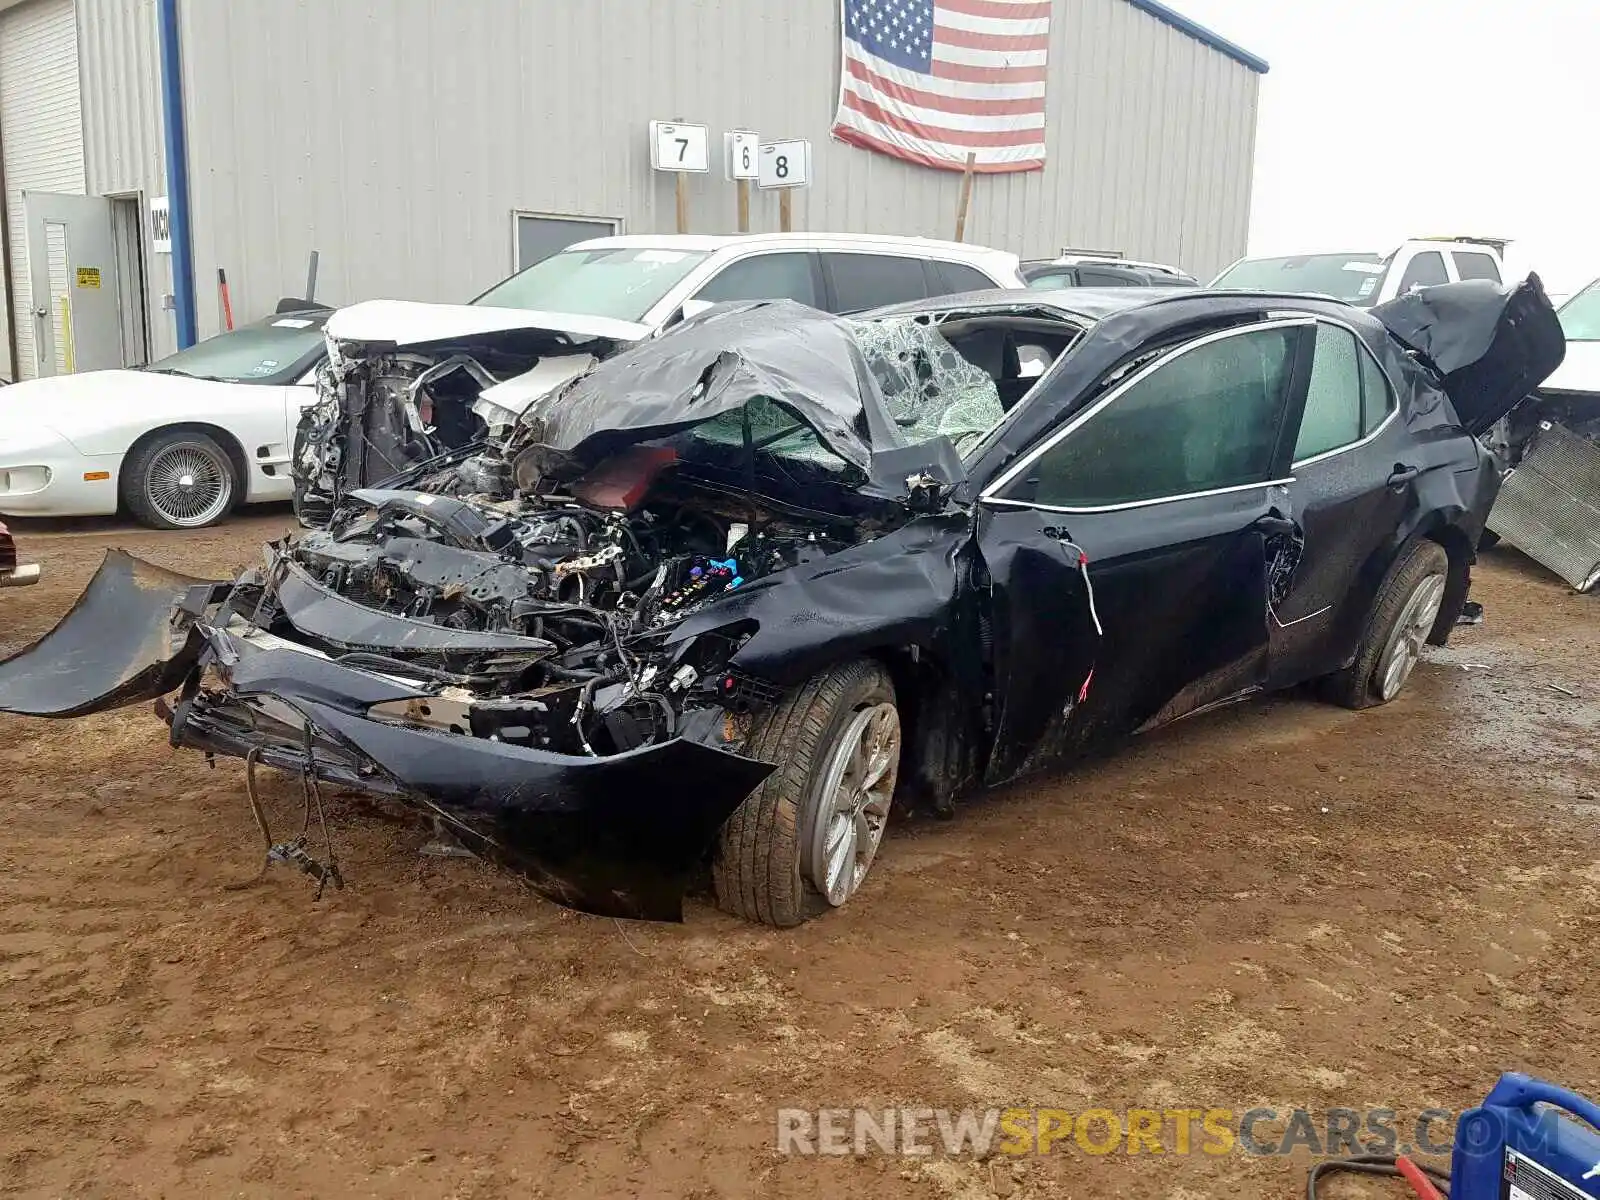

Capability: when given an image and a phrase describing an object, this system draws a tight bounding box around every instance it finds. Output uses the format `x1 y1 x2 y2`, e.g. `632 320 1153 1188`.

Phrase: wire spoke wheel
804 701 900 907
143 440 233 527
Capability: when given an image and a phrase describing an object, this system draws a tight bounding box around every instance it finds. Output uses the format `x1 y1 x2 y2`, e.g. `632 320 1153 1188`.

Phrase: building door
0 0 86 381
110 196 151 366
513 213 620 271
25 192 120 375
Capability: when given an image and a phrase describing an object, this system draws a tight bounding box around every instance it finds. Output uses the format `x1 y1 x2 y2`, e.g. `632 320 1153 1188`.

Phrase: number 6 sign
757 139 812 190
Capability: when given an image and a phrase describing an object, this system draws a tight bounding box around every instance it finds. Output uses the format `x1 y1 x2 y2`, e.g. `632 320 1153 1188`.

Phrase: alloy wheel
1376 572 1447 701
804 702 900 907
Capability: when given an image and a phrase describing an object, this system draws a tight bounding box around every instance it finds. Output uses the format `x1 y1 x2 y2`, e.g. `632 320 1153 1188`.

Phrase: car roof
564 231 1019 270
869 285 1193 323
868 285 1388 329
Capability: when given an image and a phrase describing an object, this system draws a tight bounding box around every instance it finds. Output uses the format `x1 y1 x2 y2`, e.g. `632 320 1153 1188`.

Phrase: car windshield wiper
145 367 235 383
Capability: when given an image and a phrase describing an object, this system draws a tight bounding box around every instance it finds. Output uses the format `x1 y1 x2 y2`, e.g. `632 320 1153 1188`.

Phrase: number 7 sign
757 139 812 190
649 121 709 174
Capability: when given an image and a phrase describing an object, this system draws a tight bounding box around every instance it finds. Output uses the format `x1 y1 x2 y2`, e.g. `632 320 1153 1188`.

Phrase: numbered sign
725 130 759 181
757 140 811 190
649 121 709 174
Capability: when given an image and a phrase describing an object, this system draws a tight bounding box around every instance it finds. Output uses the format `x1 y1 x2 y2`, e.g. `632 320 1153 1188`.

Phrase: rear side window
1025 271 1078 290
1397 251 1448 291
1015 325 1300 509
1360 347 1397 436
1078 267 1144 287
823 252 931 313
1296 324 1363 460
694 252 819 308
1452 251 1501 282
932 260 999 297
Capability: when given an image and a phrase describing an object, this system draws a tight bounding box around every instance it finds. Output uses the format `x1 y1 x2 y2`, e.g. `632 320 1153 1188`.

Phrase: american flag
831 0 1051 173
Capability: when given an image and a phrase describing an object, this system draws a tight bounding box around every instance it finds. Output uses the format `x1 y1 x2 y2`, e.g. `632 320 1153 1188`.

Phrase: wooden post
954 152 977 242
779 188 793 233
676 171 690 234
736 179 751 233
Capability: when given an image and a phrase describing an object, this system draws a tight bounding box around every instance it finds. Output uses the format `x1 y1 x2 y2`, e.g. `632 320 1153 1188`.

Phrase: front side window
1295 324 1362 460
1012 325 1300 509
473 246 711 321
823 253 931 313
1397 251 1448 292
693 252 819 308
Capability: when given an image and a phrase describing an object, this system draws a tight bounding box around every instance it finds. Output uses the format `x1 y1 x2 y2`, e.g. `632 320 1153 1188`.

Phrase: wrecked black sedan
0 280 1564 925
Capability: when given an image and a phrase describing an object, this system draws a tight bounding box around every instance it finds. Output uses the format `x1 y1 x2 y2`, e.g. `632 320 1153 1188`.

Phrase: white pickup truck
1210 237 1508 306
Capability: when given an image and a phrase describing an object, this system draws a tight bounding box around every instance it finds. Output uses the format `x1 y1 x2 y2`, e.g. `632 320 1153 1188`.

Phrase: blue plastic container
1450 1073 1600 1199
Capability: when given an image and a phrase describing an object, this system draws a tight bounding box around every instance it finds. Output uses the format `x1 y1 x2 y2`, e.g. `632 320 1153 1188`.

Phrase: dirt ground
1 509 1596 1199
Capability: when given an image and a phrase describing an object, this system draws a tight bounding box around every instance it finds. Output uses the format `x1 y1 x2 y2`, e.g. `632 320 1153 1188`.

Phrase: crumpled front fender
0 549 212 717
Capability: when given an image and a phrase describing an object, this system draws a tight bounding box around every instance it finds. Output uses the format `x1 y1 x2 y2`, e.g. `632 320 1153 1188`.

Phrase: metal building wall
76 0 173 360
173 0 1260 339
0 0 86 381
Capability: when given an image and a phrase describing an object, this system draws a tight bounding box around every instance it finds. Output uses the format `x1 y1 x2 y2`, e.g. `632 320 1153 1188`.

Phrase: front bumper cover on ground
0 551 776 921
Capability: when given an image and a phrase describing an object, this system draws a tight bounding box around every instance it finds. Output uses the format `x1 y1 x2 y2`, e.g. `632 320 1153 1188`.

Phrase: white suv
1211 238 1506 307
471 232 1024 325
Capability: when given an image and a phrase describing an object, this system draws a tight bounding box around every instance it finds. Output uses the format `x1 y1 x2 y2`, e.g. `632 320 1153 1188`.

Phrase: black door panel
978 489 1275 785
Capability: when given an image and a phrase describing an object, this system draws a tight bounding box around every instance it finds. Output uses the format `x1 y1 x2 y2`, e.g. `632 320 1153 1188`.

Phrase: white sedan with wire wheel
0 307 331 529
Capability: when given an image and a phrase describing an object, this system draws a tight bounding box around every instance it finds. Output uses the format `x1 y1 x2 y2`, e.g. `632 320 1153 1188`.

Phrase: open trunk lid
1372 275 1567 436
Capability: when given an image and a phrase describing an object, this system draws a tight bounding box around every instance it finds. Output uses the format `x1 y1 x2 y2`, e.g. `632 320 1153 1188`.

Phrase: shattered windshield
1212 253 1389 304
1558 281 1600 341
520 301 1004 480
849 317 1003 454
682 317 1004 474
472 246 711 321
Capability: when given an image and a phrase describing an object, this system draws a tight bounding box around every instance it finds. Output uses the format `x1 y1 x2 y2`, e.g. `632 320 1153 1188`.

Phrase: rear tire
713 660 899 928
122 429 238 530
1323 539 1450 710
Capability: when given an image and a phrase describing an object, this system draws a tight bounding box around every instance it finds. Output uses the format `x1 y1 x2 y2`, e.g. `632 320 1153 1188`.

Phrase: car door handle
1252 514 1298 536
1387 464 1422 490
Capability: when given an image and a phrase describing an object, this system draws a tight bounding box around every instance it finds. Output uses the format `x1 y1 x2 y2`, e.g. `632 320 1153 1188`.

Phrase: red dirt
1 509 1596 1198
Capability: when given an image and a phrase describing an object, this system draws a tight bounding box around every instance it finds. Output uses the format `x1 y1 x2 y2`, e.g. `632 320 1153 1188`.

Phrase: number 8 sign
757 139 812 190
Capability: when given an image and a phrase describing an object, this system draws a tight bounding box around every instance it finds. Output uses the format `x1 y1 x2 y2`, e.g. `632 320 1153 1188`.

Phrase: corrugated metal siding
0 0 86 380
176 0 1259 337
77 0 171 359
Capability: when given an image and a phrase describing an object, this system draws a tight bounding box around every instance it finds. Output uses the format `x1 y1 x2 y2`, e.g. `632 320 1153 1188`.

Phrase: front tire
713 660 900 927
1323 539 1450 709
122 430 238 530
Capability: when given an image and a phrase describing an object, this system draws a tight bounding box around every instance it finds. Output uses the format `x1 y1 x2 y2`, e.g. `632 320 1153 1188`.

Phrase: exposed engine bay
294 322 614 525
271 469 861 757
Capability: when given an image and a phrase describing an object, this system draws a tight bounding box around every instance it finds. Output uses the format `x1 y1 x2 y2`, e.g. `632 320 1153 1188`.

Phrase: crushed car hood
1371 275 1567 435
515 299 978 497
323 299 652 350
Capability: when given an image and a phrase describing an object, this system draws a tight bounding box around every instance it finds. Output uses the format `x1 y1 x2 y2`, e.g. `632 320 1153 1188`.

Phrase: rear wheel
1323 540 1450 709
123 430 238 530
713 660 899 927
